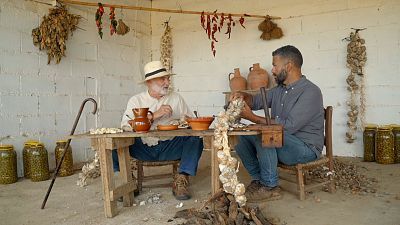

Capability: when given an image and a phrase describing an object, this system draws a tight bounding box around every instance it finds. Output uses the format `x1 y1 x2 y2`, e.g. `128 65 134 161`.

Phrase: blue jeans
235 133 317 187
112 136 204 176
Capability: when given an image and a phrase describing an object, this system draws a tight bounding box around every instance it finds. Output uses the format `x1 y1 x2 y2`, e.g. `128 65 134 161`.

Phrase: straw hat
141 61 174 82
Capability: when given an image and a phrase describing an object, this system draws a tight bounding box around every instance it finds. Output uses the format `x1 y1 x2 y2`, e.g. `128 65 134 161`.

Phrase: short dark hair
272 45 303 68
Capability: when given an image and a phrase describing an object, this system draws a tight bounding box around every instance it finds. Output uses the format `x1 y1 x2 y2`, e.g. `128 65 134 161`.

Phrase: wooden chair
136 160 180 192
278 106 335 200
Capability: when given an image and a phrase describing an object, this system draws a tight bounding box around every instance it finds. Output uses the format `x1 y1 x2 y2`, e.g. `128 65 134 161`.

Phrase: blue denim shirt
252 76 324 155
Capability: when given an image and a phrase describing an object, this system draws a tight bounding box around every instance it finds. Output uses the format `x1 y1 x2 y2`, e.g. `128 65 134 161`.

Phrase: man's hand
153 104 173 120
230 91 253 108
240 102 254 121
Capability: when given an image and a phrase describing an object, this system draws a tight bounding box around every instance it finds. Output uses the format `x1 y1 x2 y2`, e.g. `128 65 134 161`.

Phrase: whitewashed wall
151 0 400 157
0 0 151 176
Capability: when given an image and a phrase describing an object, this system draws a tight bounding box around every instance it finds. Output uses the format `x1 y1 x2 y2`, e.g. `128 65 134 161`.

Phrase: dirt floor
1 152 400 225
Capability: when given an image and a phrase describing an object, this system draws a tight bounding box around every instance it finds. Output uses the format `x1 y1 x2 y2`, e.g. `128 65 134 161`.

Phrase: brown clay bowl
186 116 215 131
157 124 179 131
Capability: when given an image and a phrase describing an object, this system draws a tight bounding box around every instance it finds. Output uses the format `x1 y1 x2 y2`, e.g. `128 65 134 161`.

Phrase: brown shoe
245 184 282 202
172 174 191 200
246 180 262 192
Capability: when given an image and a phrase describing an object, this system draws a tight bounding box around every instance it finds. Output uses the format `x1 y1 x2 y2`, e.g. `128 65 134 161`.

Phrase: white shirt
121 91 193 145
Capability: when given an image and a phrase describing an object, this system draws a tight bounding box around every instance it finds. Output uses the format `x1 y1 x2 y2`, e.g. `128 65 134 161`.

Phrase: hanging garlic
160 22 173 73
345 30 367 143
77 151 101 187
214 98 247 206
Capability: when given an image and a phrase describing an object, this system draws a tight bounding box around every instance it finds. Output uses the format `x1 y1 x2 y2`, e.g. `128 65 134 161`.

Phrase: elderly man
233 45 324 202
112 61 203 200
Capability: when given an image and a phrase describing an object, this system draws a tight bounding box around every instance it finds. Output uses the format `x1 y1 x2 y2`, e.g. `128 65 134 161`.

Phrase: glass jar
363 125 377 162
375 126 395 164
392 125 400 163
23 140 39 178
29 143 50 182
0 145 18 184
55 140 74 177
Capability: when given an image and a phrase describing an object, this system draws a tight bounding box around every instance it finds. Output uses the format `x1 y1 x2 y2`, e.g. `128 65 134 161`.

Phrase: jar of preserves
363 125 377 162
23 140 39 178
391 125 400 163
0 145 18 184
375 126 395 164
29 143 50 182
55 140 74 177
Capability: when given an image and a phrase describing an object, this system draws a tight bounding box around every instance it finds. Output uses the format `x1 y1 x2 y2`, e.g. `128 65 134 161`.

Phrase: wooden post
117 143 134 207
210 136 220 195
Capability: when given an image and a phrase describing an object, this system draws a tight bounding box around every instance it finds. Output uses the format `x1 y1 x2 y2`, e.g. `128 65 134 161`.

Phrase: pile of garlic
89 127 123 135
214 98 247 206
77 151 100 187
345 31 367 143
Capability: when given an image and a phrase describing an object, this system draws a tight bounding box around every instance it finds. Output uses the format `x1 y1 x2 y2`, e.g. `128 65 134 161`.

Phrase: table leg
97 138 117 218
117 146 134 207
210 136 221 195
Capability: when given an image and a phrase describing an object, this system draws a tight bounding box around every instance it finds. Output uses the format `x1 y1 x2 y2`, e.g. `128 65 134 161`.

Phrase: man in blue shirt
233 45 324 202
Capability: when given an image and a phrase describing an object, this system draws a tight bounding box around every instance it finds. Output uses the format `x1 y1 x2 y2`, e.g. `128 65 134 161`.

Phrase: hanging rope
56 0 280 19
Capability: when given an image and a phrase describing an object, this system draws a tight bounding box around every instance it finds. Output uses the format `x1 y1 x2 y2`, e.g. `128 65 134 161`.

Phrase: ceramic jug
247 63 269 90
130 108 153 133
229 68 247 92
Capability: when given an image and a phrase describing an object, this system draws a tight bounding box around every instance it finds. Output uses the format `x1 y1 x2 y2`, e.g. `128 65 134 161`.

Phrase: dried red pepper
201 11 206 30
239 16 245 28
109 7 117 35
95 3 104 39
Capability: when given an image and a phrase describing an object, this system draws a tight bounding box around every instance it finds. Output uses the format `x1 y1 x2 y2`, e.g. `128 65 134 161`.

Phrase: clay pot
186 117 214 131
130 108 153 133
229 68 247 92
247 63 269 90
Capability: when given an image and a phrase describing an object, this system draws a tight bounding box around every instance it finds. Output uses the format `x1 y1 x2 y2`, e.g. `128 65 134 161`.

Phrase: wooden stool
136 160 180 192
278 106 336 200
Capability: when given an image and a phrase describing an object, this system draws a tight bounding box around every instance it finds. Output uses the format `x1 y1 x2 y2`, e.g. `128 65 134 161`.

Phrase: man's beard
149 83 169 96
274 69 288 86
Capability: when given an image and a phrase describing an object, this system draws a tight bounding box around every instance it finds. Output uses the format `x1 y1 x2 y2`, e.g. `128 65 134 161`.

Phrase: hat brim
138 72 176 84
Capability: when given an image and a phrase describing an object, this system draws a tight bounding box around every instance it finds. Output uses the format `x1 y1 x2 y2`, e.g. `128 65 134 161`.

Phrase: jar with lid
391 125 400 163
29 143 50 182
0 145 18 184
375 126 395 164
55 140 74 177
363 125 377 162
23 140 39 178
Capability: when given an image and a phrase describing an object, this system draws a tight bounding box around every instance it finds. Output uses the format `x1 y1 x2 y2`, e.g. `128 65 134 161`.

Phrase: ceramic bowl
186 117 214 131
157 124 179 131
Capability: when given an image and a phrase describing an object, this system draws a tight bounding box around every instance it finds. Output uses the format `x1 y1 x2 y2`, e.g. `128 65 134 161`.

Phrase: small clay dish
186 117 214 131
157 124 179 131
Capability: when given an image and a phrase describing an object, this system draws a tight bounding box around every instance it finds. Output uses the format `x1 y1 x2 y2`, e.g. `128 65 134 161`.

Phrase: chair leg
172 162 178 176
297 168 306 200
137 161 143 192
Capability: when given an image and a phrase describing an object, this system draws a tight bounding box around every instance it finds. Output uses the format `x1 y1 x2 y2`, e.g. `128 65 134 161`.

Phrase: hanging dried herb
116 19 130 35
160 21 173 72
31 5 80 64
258 17 283 40
200 12 245 57
109 7 117 35
95 3 104 38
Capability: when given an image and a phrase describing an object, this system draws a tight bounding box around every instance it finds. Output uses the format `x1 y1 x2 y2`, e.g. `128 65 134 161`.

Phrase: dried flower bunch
116 19 130 35
200 12 245 56
214 98 247 206
160 22 173 73
258 17 283 40
345 30 367 143
32 5 80 64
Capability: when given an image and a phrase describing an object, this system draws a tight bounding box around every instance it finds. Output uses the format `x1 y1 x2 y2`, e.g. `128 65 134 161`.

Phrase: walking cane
41 98 97 209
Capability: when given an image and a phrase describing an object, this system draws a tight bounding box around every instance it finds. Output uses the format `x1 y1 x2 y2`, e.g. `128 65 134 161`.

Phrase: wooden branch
58 0 281 19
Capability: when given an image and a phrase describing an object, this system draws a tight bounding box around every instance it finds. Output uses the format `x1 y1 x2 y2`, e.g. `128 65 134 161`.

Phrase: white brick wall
0 0 151 177
151 0 400 157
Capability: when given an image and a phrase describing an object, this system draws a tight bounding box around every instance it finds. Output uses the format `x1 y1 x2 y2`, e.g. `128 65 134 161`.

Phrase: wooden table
70 128 281 218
